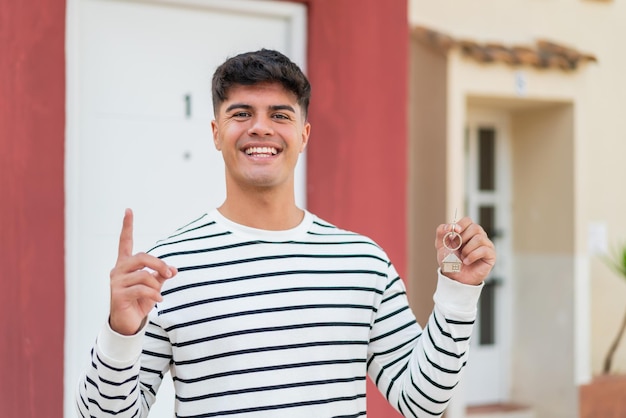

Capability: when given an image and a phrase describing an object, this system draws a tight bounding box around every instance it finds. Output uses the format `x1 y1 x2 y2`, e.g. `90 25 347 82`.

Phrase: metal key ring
443 230 462 251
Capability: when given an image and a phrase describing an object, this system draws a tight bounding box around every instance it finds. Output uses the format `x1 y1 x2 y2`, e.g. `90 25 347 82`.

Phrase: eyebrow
224 103 297 114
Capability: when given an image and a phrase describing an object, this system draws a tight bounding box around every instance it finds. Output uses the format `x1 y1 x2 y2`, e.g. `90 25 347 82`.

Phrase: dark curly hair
211 49 311 118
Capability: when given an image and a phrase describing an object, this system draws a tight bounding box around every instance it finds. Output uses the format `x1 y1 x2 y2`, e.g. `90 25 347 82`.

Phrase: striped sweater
77 209 482 417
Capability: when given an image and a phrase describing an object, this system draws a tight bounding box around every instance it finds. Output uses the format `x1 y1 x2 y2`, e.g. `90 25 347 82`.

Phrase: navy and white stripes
77 209 480 417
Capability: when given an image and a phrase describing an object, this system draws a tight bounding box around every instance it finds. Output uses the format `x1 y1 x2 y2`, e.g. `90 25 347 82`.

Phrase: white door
464 109 513 406
64 1 306 416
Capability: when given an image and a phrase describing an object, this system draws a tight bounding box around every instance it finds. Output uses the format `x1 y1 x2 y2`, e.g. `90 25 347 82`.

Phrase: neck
218 186 304 231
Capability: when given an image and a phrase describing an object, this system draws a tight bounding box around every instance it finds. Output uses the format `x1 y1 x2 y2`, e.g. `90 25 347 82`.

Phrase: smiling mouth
244 146 279 157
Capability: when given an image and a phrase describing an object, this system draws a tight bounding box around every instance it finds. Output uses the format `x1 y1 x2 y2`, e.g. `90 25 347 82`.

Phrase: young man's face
211 82 310 194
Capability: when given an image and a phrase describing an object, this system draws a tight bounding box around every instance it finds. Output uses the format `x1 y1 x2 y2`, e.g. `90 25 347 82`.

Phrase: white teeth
245 147 278 156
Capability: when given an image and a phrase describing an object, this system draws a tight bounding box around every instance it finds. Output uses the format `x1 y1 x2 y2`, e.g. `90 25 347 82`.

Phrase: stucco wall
0 0 66 416
511 104 577 417
513 254 577 418
511 104 574 255
407 37 448 324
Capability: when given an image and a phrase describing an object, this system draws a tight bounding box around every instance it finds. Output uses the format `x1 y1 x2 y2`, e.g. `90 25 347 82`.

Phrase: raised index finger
118 208 134 259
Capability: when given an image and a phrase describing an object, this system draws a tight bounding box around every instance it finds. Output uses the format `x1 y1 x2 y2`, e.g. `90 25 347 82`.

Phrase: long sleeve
75 312 172 417
367 267 483 417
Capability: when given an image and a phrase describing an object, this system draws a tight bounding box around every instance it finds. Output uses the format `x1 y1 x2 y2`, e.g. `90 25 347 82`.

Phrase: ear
211 120 221 151
299 121 311 153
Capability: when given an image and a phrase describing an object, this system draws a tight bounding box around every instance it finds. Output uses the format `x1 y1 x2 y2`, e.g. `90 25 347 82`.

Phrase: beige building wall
510 104 577 417
409 0 626 383
407 37 448 324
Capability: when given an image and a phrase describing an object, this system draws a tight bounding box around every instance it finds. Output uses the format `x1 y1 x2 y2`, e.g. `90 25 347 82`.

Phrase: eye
272 113 290 120
233 111 251 118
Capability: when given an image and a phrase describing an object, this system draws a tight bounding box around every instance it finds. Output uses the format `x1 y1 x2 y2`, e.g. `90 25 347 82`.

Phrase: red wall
0 1 66 416
299 1 409 416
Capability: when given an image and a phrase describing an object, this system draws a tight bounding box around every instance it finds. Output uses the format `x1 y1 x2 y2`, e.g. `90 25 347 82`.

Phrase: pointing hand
109 209 177 335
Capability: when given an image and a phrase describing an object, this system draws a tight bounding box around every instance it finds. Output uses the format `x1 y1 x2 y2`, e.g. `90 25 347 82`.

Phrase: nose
247 115 274 136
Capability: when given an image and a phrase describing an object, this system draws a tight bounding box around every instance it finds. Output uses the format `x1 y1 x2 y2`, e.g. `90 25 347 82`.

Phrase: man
77 49 495 417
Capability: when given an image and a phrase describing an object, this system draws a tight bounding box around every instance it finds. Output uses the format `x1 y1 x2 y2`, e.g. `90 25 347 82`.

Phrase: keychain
442 210 462 274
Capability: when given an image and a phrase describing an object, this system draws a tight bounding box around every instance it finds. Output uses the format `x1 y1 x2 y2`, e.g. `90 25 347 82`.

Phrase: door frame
64 0 306 415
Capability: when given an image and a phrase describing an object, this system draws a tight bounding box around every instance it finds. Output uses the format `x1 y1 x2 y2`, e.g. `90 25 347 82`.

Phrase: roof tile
413 25 597 71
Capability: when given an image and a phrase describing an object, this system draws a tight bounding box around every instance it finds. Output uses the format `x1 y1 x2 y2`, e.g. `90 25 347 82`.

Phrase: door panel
464 109 513 405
